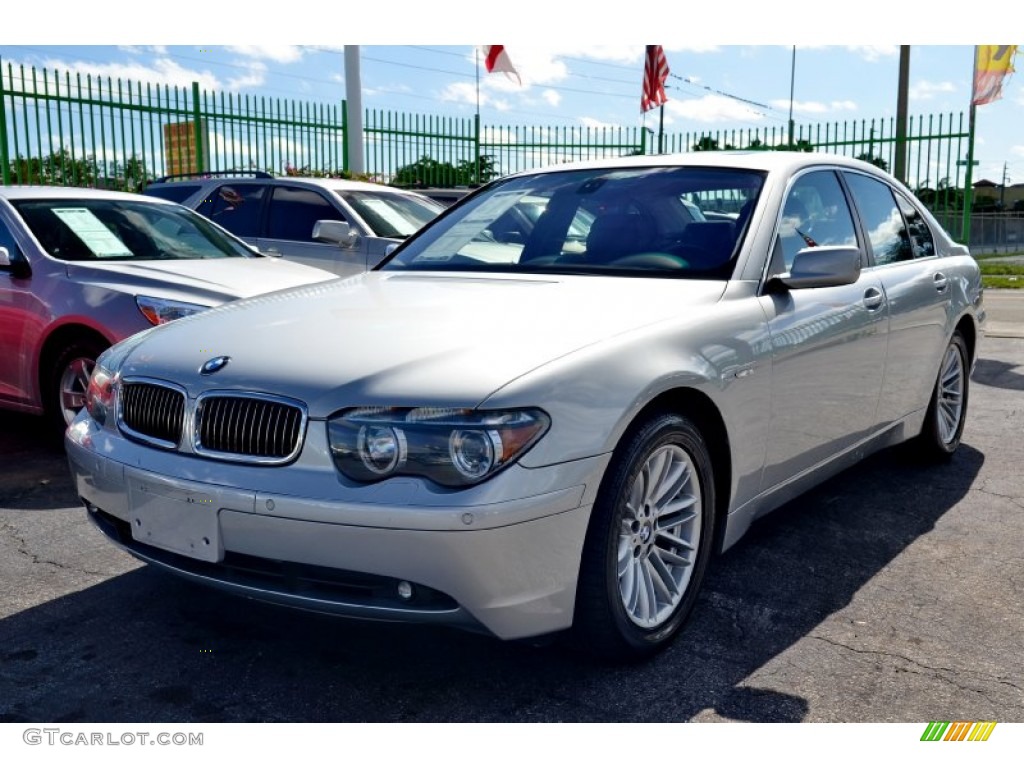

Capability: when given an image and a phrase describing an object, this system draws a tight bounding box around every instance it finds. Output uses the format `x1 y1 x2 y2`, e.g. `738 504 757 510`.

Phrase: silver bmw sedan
66 152 983 660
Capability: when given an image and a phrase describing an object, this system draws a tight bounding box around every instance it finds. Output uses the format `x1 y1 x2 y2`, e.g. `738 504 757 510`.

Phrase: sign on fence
163 120 209 176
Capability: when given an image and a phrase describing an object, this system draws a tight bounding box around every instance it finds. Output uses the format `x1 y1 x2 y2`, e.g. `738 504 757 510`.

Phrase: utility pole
894 46 910 183
344 46 365 176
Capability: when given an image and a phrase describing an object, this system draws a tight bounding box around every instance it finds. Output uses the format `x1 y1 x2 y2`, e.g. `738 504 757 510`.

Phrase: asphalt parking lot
1 301 1022 723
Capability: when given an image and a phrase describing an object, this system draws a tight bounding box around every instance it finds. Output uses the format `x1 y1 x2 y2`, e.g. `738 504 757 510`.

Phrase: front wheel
573 413 716 661
46 338 106 434
917 331 969 459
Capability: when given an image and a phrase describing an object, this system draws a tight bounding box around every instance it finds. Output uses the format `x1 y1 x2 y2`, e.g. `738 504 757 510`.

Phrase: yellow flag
972 45 1017 106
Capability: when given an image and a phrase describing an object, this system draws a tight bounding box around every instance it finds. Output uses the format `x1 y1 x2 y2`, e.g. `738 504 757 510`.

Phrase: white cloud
39 56 220 91
439 81 478 106
541 89 561 107
846 45 899 61
910 80 956 100
770 99 830 114
225 45 304 64
226 61 267 92
1012 145 1024 158
666 95 765 123
831 100 858 111
580 117 624 130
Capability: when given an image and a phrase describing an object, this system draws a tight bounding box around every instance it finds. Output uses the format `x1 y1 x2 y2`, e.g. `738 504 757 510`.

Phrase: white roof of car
504 150 891 178
0 185 171 202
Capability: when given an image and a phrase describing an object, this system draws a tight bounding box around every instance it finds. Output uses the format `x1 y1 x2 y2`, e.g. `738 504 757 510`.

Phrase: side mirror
0 246 30 279
312 220 358 248
768 246 861 291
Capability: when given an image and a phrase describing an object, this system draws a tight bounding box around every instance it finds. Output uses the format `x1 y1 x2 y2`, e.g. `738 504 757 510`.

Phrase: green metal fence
1 58 978 240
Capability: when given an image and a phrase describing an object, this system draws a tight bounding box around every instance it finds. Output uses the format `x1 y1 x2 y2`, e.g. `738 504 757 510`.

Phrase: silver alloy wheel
617 444 702 628
936 342 966 446
59 356 94 426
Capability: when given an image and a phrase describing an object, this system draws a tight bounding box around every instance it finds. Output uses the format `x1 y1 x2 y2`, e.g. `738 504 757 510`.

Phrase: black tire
916 331 969 460
572 412 716 661
45 338 107 436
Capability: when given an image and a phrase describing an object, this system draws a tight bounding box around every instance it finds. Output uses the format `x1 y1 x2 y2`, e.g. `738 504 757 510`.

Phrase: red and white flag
642 45 670 112
482 46 521 85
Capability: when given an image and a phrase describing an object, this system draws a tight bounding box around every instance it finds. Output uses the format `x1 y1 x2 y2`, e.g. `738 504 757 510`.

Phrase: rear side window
144 184 201 204
266 187 343 242
843 172 913 265
895 192 936 259
207 184 266 238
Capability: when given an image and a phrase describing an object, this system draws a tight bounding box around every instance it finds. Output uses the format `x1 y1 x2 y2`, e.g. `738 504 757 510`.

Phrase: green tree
394 154 494 186
9 149 97 187
856 152 889 172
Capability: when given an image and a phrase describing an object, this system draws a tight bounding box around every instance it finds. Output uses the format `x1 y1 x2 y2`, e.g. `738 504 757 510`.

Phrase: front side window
776 170 858 271
337 190 443 239
843 172 913 265
266 187 341 242
13 199 256 261
384 166 766 279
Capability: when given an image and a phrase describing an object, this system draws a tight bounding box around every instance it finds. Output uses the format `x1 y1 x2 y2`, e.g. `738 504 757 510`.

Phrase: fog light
397 581 414 600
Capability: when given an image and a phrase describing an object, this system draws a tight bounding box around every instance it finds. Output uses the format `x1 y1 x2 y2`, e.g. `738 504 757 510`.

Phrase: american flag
641 45 670 112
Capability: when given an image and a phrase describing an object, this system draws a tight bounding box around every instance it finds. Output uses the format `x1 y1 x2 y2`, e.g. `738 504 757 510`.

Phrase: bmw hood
115 271 726 417
66 257 336 305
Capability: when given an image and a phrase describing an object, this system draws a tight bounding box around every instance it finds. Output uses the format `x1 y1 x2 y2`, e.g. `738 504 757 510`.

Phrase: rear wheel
917 331 969 459
46 338 106 434
573 412 716 661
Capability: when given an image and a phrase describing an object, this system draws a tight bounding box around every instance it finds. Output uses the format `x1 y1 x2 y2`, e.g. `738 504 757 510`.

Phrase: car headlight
136 295 211 326
328 407 550 487
85 363 118 426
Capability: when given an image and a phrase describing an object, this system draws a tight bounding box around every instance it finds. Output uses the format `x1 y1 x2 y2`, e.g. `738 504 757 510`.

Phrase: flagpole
475 47 481 185
962 47 978 245
658 104 665 154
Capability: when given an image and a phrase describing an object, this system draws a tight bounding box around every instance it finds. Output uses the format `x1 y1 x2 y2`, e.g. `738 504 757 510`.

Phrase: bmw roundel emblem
200 356 231 375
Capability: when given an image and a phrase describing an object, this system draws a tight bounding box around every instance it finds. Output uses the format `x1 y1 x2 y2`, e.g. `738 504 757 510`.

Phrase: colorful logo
921 722 997 742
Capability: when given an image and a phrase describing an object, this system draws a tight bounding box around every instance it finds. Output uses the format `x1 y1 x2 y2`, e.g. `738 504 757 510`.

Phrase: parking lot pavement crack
1 520 111 578
975 484 1024 510
810 634 1021 705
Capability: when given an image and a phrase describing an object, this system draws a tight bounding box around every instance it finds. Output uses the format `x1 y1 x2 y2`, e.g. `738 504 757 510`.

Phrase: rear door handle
863 286 885 311
933 272 948 292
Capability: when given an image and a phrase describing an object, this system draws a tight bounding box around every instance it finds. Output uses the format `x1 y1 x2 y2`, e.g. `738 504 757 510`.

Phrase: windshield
13 198 257 262
336 190 444 239
383 166 765 278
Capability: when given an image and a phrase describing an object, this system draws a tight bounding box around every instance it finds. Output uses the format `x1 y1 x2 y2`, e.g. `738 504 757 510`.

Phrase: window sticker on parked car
359 198 423 235
52 208 133 258
416 191 525 261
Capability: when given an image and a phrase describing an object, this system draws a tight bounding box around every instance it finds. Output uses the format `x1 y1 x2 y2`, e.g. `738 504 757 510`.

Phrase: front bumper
67 419 606 640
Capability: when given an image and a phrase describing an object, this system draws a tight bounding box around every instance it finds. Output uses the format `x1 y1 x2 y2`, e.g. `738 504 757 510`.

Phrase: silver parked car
0 186 336 431
144 173 445 277
67 153 984 660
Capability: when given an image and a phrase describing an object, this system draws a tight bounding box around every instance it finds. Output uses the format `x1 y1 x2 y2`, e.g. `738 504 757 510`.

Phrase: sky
2 4 1021 188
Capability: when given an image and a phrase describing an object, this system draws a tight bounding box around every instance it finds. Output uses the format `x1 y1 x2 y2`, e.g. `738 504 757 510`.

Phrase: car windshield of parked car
383 166 766 278
336 190 444 239
12 198 257 262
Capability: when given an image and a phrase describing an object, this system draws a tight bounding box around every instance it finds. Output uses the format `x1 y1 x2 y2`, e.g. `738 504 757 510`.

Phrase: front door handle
863 286 884 311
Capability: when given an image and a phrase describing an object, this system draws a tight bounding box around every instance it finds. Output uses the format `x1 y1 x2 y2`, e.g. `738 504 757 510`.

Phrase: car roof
0 185 172 202
500 150 893 180
148 175 425 195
